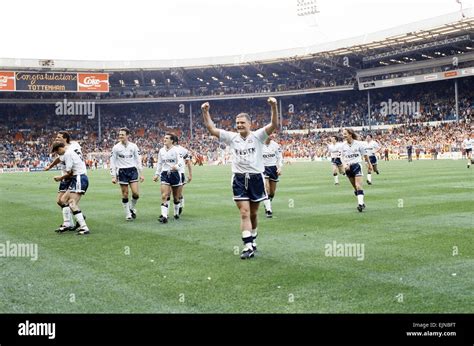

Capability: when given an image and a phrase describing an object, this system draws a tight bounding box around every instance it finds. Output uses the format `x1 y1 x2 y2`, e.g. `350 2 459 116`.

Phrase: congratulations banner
0 71 109 93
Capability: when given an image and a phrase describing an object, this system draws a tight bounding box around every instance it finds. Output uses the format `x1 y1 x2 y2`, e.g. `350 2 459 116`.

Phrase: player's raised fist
201 102 210 112
267 97 277 106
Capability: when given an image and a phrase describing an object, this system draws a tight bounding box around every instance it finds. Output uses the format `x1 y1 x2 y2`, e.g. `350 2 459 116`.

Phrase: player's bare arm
201 102 221 138
44 157 61 171
364 155 373 171
186 159 193 183
53 170 73 182
264 97 278 136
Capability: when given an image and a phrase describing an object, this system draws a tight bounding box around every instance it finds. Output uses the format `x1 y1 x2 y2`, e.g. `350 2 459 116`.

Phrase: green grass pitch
0 160 472 313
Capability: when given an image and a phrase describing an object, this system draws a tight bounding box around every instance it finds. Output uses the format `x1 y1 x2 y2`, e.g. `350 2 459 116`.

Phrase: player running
152 133 184 223
262 135 282 218
326 135 344 185
171 135 193 218
202 97 278 260
44 131 82 232
110 128 144 221
51 141 90 235
364 134 381 185
462 134 473 168
341 128 373 212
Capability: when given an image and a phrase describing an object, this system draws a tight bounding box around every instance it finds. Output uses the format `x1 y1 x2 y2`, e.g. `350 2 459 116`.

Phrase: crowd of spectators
0 80 472 169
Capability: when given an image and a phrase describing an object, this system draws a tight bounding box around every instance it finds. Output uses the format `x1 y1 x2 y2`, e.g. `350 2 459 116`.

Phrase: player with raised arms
202 97 278 259
110 128 144 221
341 128 373 212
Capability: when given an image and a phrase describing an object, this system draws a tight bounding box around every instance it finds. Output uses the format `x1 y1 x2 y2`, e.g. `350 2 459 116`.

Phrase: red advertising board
77 73 109 92
0 71 15 91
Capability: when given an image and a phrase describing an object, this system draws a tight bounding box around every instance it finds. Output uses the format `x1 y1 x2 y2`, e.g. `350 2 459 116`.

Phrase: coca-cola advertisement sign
78 73 109 92
0 71 15 91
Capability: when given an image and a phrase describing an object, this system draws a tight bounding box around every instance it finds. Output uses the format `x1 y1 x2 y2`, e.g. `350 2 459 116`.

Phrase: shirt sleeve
219 130 233 145
276 145 283 168
359 142 367 157
134 144 143 173
110 146 117 176
183 149 190 161
254 127 268 143
154 150 162 176
174 149 183 169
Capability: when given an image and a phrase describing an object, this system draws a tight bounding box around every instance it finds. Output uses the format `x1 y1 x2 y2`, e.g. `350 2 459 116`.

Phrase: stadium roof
0 8 472 72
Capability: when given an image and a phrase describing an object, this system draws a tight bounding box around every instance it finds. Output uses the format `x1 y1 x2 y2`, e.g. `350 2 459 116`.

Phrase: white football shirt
59 141 82 175
341 140 367 165
262 140 283 167
154 146 183 174
462 138 473 150
364 140 380 156
64 146 87 176
110 141 142 176
175 145 191 174
327 143 343 159
219 128 268 174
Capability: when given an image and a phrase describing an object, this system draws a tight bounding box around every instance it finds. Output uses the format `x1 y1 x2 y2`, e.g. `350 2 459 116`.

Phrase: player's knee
68 199 77 209
240 208 250 218
132 193 139 200
60 196 69 205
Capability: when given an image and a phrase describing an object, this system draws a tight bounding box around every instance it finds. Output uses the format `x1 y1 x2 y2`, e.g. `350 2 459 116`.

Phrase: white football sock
174 202 180 216
62 207 72 227
122 199 130 216
263 198 272 212
74 211 87 228
161 203 169 218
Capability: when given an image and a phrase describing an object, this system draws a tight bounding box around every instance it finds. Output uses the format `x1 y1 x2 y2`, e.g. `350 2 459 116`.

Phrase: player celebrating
462 134 473 168
171 135 193 217
44 131 82 232
152 133 184 223
202 97 278 260
326 135 344 185
262 135 283 218
341 128 373 212
51 141 90 235
110 128 144 221
364 134 381 185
